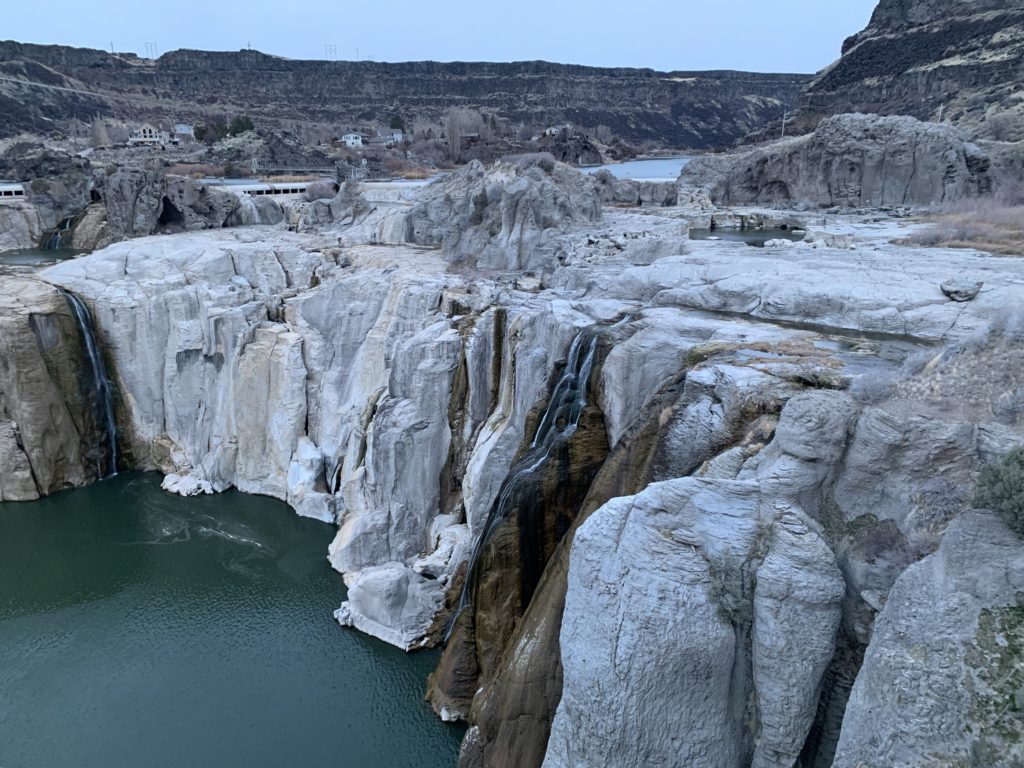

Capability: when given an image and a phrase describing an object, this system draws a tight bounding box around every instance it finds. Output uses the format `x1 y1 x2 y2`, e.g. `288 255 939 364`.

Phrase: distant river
0 474 463 768
581 155 694 180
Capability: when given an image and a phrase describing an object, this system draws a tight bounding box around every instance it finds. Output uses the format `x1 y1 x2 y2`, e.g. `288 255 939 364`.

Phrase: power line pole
145 42 158 59
325 44 337 61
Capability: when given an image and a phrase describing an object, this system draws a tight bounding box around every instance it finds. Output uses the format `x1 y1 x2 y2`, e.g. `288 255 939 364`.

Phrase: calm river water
0 473 463 768
581 155 694 180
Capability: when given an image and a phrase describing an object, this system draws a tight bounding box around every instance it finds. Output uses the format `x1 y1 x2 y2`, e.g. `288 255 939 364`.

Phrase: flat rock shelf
0 473 463 768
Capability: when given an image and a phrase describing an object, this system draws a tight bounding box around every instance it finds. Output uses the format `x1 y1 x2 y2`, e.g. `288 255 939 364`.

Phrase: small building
376 128 404 146
340 133 364 149
542 124 573 137
0 182 26 203
127 124 171 146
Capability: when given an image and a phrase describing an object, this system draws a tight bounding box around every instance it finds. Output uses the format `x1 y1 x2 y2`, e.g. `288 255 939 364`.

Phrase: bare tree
444 107 486 163
986 111 1024 143
90 119 112 148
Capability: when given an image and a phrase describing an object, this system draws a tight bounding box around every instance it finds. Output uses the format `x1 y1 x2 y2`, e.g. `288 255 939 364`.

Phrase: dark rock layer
0 41 809 148
801 0 1024 137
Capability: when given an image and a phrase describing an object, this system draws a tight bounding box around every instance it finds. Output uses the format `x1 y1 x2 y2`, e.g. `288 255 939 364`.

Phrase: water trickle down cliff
429 323 611 720
61 291 118 478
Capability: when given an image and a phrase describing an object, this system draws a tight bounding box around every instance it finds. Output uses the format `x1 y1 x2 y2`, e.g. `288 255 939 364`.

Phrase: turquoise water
0 473 463 768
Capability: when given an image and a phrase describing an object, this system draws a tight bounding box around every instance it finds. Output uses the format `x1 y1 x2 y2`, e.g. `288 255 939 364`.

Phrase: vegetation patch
973 448 1024 537
965 604 1024 749
899 204 1024 256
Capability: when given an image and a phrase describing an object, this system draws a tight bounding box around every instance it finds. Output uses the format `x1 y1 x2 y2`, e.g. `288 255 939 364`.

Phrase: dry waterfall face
0 154 1023 766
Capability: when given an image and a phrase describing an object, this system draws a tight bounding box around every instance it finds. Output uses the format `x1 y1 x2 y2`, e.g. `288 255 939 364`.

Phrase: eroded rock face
0 144 93 244
544 393 850 768
0 276 100 498
801 0 1024 137
406 157 602 270
0 203 42 252
680 113 991 208
833 510 1024 767
591 170 679 207
100 169 241 238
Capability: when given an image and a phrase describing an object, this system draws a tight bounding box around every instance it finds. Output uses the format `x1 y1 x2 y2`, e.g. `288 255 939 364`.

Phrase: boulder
941 278 983 302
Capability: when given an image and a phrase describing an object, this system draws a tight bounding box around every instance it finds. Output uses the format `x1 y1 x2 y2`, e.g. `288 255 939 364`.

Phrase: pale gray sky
5 0 878 73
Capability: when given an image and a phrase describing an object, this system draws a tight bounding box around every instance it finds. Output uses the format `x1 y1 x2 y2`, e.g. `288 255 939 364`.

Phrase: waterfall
45 217 74 250
447 326 601 638
62 291 119 478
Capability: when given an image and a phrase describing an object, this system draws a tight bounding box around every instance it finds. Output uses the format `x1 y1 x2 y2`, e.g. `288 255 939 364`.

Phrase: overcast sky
4 0 878 73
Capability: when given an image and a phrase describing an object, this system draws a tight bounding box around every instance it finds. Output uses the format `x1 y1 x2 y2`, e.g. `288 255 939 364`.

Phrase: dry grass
900 203 1024 256
400 167 432 179
261 174 323 183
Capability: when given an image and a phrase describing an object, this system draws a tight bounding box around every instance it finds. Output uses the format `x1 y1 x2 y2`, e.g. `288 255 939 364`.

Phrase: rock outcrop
0 143 256 252
801 0 1024 138
0 143 92 239
833 510 1024 766
99 169 241 237
0 276 107 498
546 393 850 768
406 156 602 270
680 113 991 208
591 170 679 207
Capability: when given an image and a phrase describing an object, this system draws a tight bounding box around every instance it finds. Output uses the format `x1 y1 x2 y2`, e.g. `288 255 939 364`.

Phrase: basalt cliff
800 0 1024 138
0 42 807 148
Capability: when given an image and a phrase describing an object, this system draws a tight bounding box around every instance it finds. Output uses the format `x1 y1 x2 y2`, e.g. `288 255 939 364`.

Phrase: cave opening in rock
157 197 185 229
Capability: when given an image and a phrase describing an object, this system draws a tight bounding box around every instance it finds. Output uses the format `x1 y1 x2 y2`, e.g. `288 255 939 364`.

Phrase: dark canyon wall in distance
0 41 809 148
801 0 1024 135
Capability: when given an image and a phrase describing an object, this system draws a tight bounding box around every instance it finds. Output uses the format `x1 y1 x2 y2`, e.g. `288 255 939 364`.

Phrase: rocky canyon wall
1 158 1022 766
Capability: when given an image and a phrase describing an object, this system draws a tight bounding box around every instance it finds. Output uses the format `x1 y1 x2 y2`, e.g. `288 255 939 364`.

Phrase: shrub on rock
973 447 1024 537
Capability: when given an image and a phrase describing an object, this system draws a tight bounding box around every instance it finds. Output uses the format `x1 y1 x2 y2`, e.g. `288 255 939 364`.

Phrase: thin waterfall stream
62 290 119 477
447 323 607 638
45 216 75 250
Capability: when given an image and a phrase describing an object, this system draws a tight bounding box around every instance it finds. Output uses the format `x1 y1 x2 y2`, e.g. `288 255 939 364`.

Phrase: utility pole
325 44 337 61
110 41 115 54
145 42 158 59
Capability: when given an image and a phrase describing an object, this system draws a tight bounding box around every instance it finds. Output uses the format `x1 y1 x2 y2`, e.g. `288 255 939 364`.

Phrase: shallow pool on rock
0 248 81 268
689 228 805 247
0 473 463 768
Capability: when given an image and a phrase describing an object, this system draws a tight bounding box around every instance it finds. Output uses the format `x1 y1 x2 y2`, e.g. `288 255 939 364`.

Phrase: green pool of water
0 473 463 768
0 248 81 267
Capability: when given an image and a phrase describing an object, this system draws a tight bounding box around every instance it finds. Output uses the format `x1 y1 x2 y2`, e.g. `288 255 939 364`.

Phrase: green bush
228 116 254 136
974 447 1024 537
